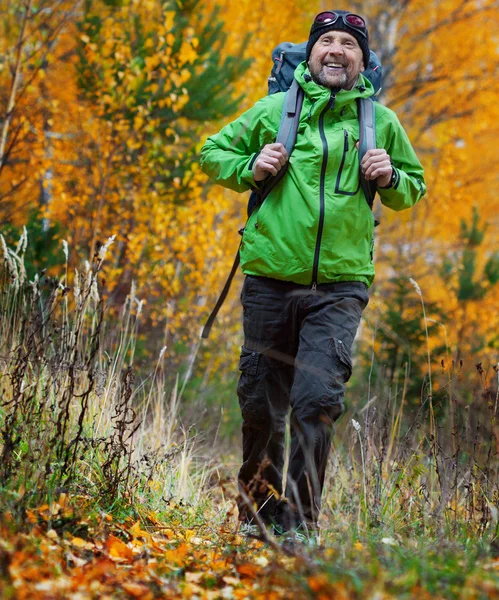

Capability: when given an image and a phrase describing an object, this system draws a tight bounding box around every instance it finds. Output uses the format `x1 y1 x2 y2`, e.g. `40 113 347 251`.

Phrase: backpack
201 43 383 340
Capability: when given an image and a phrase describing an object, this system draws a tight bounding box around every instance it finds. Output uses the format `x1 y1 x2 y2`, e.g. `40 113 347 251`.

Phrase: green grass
1 232 499 599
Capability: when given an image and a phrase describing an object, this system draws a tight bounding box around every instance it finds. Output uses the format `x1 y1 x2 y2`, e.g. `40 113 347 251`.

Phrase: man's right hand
252 143 289 182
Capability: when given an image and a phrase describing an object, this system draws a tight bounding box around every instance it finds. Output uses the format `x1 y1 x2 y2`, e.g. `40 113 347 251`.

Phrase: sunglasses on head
313 11 367 38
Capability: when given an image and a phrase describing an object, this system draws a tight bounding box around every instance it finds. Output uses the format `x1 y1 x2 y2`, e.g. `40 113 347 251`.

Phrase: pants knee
294 397 345 427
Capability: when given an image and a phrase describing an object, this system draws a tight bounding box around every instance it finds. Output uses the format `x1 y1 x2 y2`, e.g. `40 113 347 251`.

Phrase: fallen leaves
2 495 499 600
0 496 286 599
105 534 134 563
307 575 351 600
235 562 262 579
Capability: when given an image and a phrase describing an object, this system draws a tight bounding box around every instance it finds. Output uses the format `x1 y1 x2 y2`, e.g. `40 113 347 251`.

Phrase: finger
363 158 390 176
259 155 285 170
256 160 280 176
370 167 392 180
365 165 391 180
363 148 388 159
364 157 390 170
261 149 288 166
268 142 288 153
361 151 389 171
364 164 391 180
362 152 389 168
265 143 289 158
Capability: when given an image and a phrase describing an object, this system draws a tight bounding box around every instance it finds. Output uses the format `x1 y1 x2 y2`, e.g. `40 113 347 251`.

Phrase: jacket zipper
334 129 353 194
336 130 349 192
312 92 336 291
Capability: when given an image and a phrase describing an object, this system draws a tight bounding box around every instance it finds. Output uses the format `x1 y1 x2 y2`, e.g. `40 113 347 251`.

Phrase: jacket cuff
378 167 400 190
241 152 263 189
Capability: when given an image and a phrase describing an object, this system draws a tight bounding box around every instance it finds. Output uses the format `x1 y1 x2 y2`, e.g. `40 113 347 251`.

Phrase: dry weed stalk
0 234 144 509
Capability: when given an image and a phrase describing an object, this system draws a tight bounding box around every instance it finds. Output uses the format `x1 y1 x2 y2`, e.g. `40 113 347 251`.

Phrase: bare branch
0 0 81 176
0 0 34 172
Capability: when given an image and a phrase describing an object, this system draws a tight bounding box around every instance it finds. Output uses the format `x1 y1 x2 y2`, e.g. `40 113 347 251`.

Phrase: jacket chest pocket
334 129 361 196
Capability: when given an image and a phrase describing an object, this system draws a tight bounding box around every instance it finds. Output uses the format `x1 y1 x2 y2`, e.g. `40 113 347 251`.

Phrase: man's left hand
359 148 393 188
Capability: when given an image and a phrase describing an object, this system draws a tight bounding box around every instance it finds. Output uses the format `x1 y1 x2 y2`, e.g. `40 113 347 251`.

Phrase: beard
310 67 348 89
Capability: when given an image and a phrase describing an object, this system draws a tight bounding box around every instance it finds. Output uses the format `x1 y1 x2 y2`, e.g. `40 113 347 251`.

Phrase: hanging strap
201 84 304 340
357 96 377 210
201 238 242 339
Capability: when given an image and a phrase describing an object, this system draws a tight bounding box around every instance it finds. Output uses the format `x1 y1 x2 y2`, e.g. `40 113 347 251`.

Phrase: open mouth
324 63 346 71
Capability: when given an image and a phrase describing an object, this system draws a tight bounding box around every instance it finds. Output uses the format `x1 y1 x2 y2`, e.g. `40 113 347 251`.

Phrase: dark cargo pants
237 275 369 529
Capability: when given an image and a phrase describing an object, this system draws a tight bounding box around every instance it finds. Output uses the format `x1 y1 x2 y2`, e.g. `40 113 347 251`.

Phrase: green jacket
200 62 426 288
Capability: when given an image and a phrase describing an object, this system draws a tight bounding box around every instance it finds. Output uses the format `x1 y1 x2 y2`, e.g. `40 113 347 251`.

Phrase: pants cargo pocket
238 346 260 376
330 337 353 384
237 346 263 419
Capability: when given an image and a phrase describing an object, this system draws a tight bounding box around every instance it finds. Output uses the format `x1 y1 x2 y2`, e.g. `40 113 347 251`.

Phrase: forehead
317 30 360 47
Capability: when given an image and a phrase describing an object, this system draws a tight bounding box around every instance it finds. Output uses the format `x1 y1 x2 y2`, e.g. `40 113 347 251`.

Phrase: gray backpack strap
357 97 377 209
259 80 304 203
275 79 302 155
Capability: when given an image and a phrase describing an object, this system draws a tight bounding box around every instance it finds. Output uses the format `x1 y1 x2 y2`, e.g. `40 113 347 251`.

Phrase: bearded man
201 10 426 534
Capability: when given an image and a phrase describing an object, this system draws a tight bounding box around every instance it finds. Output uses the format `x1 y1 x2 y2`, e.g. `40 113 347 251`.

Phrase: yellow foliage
0 0 498 370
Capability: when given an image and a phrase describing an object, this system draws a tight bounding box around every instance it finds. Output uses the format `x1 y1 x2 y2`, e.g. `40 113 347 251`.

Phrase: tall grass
1 229 498 555
0 232 209 519
319 326 499 546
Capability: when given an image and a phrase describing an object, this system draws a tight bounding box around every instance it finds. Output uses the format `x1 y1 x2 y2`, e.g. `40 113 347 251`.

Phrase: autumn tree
69 0 251 316
1 0 255 365
0 1 80 263
334 0 499 389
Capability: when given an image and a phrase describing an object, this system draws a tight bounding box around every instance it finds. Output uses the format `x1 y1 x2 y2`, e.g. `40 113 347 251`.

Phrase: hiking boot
272 521 320 548
279 529 310 552
239 522 261 538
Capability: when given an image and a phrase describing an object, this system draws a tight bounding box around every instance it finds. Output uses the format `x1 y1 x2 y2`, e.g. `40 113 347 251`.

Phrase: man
200 10 426 534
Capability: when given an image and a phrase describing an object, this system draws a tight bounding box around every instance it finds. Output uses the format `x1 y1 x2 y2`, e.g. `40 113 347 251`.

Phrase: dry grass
1 232 499 599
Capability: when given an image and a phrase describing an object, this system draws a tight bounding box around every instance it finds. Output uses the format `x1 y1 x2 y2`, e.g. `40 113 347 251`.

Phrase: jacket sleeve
376 110 426 211
200 96 281 193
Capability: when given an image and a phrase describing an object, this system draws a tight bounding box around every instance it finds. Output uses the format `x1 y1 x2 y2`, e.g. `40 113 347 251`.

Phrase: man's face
308 30 365 90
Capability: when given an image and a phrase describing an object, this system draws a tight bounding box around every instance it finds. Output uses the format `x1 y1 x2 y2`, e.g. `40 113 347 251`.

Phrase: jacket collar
294 61 374 110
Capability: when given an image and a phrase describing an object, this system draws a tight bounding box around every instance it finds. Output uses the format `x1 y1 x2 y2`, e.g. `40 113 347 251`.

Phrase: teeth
326 63 344 68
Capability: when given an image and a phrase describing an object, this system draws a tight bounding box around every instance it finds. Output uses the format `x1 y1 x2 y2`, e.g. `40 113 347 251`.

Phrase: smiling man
201 10 426 537
308 26 364 90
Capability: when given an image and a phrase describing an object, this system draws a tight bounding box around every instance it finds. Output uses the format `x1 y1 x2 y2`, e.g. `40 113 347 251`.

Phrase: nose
327 42 344 56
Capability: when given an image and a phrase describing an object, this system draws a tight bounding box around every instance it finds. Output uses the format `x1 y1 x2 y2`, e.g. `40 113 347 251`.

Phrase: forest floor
2 489 499 600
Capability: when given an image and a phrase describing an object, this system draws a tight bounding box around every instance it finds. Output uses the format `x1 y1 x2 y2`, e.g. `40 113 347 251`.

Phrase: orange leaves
164 541 189 565
122 581 155 598
307 575 352 600
353 2 499 379
69 537 94 551
236 561 262 579
2 502 276 600
5 497 499 600
105 534 134 563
